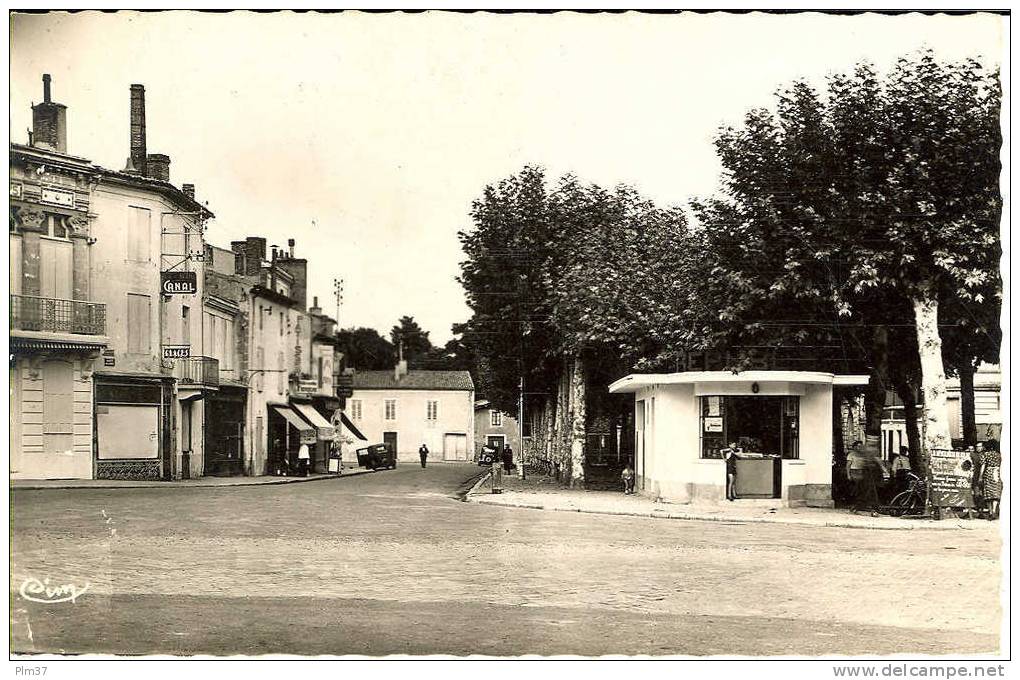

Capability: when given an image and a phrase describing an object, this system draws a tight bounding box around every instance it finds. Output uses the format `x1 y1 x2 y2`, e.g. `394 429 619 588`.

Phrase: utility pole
333 278 344 328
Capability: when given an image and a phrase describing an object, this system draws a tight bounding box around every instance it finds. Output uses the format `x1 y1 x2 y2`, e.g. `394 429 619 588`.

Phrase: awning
334 410 368 441
292 402 335 441
272 405 316 442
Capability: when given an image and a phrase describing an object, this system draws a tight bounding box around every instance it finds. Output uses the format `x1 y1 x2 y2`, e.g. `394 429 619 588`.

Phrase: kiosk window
700 395 799 459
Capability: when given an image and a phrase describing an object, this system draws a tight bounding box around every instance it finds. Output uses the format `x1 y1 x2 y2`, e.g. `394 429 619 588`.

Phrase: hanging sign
929 449 975 508
163 345 191 359
161 271 197 295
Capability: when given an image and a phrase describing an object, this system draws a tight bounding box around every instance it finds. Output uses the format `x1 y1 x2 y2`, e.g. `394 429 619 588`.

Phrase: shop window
384 399 397 421
700 395 799 460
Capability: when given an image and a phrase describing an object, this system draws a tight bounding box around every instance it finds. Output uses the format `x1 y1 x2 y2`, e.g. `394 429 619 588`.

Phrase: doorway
443 433 468 461
383 431 398 457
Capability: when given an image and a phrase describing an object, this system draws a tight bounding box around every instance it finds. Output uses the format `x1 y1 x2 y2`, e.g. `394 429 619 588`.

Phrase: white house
346 363 474 462
609 371 869 507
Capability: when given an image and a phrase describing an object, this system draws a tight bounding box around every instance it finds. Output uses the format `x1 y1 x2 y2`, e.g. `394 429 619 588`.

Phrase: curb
465 494 975 531
10 468 376 491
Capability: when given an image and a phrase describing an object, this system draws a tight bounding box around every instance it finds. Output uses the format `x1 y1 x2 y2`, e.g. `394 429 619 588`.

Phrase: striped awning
292 402 335 441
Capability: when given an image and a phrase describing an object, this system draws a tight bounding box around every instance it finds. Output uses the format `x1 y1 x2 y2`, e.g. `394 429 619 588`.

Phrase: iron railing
10 294 106 336
174 356 220 387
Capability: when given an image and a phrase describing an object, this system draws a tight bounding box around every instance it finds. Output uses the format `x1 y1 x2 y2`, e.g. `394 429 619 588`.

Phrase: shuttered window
40 238 72 299
384 399 397 421
427 400 438 421
42 360 74 455
127 293 151 354
127 207 151 262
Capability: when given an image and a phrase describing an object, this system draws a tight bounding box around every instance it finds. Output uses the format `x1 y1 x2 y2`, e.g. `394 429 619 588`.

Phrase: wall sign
163 345 191 360
704 416 724 433
161 271 198 295
41 186 74 208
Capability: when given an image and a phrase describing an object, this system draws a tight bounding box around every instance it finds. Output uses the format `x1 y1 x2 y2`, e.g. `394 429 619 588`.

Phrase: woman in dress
976 439 1002 520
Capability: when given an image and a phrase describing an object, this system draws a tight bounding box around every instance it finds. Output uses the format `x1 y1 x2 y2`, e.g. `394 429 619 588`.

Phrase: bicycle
887 471 927 517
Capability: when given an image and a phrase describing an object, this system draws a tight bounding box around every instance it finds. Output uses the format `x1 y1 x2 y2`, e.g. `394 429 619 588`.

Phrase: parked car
477 446 498 466
356 443 397 471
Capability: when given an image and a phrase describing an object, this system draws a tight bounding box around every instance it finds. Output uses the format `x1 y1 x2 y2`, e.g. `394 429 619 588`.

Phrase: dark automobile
477 446 498 466
356 443 397 471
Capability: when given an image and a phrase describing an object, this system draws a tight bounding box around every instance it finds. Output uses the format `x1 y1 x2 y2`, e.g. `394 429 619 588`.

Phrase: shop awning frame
335 411 368 441
292 402 335 440
272 405 315 437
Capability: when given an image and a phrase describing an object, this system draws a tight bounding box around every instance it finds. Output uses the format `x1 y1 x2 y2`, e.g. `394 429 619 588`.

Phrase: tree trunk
569 353 586 487
912 293 951 464
832 392 847 504
959 358 978 449
895 379 923 473
865 325 889 436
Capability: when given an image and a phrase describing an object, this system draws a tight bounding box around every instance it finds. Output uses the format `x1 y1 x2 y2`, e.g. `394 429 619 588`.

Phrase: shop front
94 375 175 480
267 403 316 475
204 385 247 476
609 371 868 507
290 399 336 474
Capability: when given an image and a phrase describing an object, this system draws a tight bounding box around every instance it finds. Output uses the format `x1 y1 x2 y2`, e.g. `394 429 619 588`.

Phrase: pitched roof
352 370 474 392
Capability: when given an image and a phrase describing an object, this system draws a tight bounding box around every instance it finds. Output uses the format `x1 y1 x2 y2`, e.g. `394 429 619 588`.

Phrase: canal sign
161 271 198 295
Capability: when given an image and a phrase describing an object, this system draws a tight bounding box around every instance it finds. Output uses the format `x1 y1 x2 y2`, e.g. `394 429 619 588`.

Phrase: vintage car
356 443 397 471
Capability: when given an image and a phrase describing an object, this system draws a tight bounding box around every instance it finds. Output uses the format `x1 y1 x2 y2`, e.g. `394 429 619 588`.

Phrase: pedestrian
892 446 912 493
722 441 742 501
502 445 514 474
621 462 635 495
297 441 311 477
852 445 884 517
975 439 1002 520
419 443 429 469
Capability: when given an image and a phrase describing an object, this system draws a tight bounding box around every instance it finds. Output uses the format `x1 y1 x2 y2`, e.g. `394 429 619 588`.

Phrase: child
621 463 635 495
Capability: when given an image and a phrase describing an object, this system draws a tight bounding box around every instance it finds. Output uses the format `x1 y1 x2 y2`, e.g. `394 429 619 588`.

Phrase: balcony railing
174 356 220 388
10 294 106 336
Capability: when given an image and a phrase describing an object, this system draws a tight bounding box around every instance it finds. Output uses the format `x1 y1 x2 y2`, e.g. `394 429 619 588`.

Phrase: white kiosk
609 371 869 507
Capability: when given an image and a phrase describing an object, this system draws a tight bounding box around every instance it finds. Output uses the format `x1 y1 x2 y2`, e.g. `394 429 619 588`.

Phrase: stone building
10 76 108 480
473 400 520 461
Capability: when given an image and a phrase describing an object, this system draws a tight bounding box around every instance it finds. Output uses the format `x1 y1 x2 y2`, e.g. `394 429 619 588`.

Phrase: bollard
491 463 503 494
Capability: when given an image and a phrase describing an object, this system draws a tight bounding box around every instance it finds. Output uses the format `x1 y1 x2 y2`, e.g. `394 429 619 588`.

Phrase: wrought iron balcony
174 355 220 388
10 294 106 336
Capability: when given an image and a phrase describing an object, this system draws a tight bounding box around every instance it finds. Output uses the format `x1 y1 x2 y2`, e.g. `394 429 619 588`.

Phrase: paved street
11 464 1001 656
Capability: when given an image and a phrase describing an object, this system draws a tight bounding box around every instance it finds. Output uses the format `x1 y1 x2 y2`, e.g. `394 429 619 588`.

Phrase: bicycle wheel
889 490 920 517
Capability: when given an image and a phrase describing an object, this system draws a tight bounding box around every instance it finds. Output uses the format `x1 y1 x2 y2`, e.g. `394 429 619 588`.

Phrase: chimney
310 296 321 315
146 153 171 182
182 183 195 200
274 251 307 309
231 237 266 277
129 84 146 175
288 238 295 258
394 359 408 383
31 74 67 153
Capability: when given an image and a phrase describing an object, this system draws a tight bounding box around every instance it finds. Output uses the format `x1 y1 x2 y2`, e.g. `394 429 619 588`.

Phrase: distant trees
337 327 395 371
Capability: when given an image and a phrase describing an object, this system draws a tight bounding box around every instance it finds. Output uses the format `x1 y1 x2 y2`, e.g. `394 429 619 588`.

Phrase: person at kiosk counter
721 442 743 501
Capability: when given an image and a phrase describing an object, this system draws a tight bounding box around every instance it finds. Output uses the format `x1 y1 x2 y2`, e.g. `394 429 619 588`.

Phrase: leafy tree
695 50 1001 469
390 316 434 368
337 327 395 371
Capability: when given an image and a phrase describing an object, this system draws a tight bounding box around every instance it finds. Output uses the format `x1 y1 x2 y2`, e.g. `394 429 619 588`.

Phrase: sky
9 11 1005 344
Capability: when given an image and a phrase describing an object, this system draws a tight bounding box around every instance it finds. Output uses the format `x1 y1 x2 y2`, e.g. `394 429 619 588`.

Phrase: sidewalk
10 467 373 490
466 471 993 531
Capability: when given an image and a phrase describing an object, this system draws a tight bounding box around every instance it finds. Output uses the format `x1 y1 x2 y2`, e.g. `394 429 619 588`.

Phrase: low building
347 364 474 462
473 400 520 461
609 370 869 507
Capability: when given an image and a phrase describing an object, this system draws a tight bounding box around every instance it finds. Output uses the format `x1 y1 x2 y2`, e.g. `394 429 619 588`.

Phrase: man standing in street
419 443 429 469
502 444 514 475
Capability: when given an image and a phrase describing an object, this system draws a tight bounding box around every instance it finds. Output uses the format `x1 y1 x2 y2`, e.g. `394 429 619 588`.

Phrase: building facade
9 79 107 479
473 400 520 461
347 366 474 462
